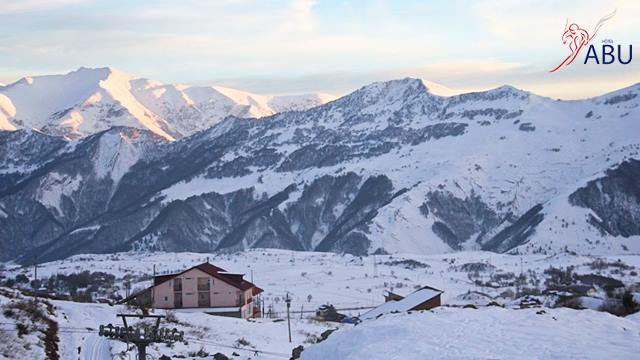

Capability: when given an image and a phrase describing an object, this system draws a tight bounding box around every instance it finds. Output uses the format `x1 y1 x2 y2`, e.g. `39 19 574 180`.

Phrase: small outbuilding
361 286 443 320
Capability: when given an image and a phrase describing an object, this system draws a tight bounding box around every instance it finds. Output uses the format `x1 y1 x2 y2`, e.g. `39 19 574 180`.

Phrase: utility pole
373 254 378 277
285 293 292 343
518 257 524 298
124 279 131 298
33 257 38 303
249 268 256 317
152 264 156 312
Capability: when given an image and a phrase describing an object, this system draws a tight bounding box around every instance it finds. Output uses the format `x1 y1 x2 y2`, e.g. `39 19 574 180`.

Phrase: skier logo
549 10 616 73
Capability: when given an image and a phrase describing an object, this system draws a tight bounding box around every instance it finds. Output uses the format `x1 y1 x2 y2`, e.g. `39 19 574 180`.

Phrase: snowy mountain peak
74 65 112 76
351 78 528 100
421 80 459 97
356 77 427 97
491 84 527 94
592 82 640 105
0 67 336 139
17 77 34 85
72 66 138 83
471 84 531 100
338 77 436 113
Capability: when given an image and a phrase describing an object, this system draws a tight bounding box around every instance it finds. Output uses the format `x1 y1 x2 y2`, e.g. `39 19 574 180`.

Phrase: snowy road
81 334 111 360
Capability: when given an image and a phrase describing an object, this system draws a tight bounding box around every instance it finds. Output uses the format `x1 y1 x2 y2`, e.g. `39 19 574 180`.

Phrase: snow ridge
0 67 337 139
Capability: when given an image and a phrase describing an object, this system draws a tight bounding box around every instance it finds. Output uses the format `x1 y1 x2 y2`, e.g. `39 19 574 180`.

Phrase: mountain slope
1 78 639 263
0 67 336 139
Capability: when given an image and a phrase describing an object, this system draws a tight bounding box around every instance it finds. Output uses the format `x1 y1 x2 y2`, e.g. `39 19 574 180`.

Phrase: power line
186 337 290 358
0 322 95 330
287 305 375 314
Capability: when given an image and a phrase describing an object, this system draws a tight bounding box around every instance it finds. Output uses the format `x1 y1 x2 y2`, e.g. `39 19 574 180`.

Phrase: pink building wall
151 268 253 316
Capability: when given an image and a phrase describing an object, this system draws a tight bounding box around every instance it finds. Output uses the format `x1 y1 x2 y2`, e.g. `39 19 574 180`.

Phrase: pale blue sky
0 0 638 98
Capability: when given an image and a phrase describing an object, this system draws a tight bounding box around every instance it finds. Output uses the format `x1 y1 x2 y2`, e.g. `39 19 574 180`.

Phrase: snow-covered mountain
1 77 639 263
0 67 336 140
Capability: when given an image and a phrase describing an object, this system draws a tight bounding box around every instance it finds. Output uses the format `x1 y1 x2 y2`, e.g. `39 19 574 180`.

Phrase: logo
549 10 618 72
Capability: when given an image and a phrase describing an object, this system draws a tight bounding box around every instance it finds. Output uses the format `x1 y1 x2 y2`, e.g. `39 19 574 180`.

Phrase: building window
198 290 211 307
197 277 210 291
173 278 182 292
164 296 168 301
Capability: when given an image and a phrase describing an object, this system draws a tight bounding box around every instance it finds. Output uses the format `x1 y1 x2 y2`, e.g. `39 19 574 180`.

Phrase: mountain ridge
0 67 337 140
1 77 639 263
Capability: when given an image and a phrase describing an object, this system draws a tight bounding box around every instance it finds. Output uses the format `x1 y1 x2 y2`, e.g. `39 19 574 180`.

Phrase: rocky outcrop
569 159 640 237
422 190 501 250
482 204 544 252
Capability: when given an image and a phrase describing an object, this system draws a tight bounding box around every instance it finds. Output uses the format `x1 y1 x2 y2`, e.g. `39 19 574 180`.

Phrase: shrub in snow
617 290 639 316
544 266 575 286
291 345 305 359
187 346 209 357
598 298 628 316
234 337 252 348
557 297 583 310
164 310 180 324
383 259 430 269
455 262 495 273
587 259 634 271
213 353 230 360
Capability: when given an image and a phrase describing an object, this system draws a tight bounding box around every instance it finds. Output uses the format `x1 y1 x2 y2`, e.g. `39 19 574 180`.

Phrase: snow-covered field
2 249 639 359
5 249 640 311
3 293 639 360
300 307 640 360
0 288 336 360
52 300 335 360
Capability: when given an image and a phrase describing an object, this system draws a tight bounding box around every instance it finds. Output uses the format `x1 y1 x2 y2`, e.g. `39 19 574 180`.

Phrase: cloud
414 60 524 76
0 0 636 99
276 0 317 33
472 0 639 46
0 0 90 14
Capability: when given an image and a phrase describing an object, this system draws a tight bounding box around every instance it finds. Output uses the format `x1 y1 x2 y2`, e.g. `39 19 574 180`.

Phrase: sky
0 0 638 99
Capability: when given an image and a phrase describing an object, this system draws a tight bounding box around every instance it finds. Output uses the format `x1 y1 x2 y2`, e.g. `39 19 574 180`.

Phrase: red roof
153 274 175 286
195 262 226 274
252 286 264 296
154 262 261 293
